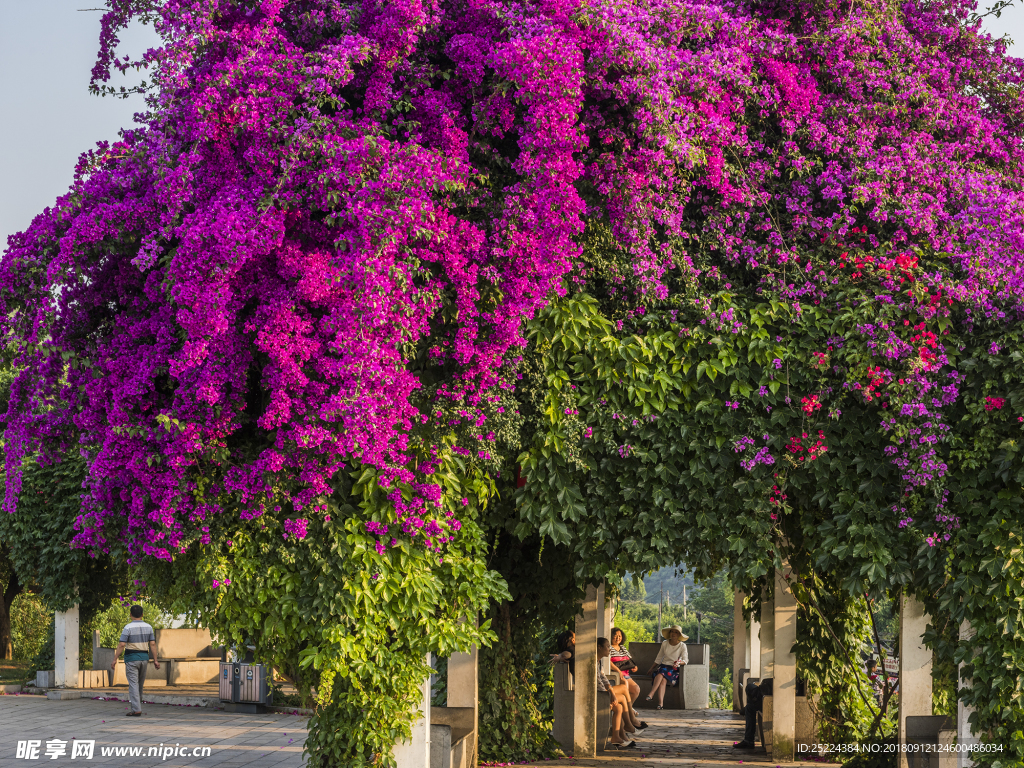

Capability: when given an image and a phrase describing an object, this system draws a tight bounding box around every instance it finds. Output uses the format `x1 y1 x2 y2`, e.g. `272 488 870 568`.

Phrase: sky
0 1 158 248
2 2 1024 249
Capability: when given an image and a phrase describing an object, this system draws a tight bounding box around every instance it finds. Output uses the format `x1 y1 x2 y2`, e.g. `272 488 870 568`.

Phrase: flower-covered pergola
3 0 1024 764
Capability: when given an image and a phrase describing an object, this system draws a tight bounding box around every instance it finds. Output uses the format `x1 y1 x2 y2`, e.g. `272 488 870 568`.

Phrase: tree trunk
0 567 22 660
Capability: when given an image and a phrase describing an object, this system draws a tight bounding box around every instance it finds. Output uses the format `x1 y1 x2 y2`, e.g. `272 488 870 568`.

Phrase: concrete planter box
36 671 54 688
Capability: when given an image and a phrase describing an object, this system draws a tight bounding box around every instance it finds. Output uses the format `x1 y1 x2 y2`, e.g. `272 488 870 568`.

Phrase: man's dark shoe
733 741 755 749
126 711 142 717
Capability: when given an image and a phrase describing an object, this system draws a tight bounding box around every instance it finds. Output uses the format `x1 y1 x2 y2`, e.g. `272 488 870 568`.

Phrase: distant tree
620 576 647 603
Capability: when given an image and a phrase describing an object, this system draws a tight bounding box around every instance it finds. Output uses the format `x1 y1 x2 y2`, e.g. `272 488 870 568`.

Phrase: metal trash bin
219 662 271 713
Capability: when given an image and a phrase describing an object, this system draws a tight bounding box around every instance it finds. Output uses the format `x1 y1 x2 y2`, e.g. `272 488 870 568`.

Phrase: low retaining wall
80 627 223 688
40 647 222 690
154 629 223 659
168 658 220 684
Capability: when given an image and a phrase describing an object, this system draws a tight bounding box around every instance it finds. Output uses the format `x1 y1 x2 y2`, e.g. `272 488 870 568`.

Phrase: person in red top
609 627 641 706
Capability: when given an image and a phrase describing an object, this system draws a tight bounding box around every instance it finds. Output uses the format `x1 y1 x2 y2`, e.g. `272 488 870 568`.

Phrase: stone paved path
518 709 839 767
0 694 307 767
1 697 837 768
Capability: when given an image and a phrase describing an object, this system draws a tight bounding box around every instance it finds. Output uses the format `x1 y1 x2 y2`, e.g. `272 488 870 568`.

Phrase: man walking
110 605 159 716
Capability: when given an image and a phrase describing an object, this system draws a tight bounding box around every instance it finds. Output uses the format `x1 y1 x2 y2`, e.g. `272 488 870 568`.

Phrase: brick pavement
518 709 840 767
0 695 307 768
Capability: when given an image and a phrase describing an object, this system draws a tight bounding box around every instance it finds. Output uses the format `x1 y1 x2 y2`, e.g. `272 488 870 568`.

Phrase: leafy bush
88 600 170 649
612 612 657 646
9 592 49 661
709 668 732 710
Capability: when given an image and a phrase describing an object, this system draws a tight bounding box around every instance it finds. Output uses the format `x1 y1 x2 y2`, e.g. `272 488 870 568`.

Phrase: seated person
735 677 772 749
646 625 688 709
598 637 648 748
549 630 575 674
609 627 641 705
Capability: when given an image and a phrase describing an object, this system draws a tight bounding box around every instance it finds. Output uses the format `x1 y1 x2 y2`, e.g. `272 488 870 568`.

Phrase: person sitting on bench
735 677 772 749
645 625 687 709
549 630 575 673
598 637 649 747
609 627 641 705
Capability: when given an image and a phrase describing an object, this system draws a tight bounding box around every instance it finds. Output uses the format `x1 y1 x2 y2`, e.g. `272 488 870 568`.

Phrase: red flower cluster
862 366 889 402
838 250 874 280
876 252 919 284
984 397 1005 411
909 323 940 366
810 351 829 369
801 394 823 414
786 431 828 462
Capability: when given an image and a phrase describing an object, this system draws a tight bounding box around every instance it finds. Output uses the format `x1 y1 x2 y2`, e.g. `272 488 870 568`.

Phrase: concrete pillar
748 616 761 674
760 589 775 680
54 605 80 688
957 621 977 768
897 595 932 768
598 583 613 674
573 583 600 757
394 656 431 768
772 564 797 762
448 621 478 768
733 589 747 713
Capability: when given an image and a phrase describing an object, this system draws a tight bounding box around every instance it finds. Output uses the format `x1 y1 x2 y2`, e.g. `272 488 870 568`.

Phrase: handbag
612 654 637 672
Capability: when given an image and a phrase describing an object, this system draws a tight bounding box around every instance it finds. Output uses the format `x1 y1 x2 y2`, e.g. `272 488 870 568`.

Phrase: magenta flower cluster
2 0 1024 562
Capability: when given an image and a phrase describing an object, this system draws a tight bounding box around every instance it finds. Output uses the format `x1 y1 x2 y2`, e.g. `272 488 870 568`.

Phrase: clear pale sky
2 1 1023 249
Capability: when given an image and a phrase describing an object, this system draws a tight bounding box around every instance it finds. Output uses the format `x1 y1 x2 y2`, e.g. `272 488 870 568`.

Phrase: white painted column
957 621 977 768
897 595 932 768
573 583 600 757
54 605 80 688
733 589 747 713
760 590 775 680
394 656 431 768
773 565 797 762
448 621 478 768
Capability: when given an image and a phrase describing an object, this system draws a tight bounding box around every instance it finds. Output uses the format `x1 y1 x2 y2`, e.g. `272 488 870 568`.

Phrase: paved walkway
1 697 836 768
0 695 307 767
519 709 839 767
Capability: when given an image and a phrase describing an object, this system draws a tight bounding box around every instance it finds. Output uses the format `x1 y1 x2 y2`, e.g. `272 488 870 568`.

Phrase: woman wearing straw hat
645 625 688 709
